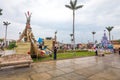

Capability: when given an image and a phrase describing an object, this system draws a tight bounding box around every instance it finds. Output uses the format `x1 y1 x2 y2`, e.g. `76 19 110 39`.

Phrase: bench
0 54 33 69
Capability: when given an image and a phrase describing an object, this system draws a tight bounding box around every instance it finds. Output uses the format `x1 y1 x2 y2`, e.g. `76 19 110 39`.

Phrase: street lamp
54 31 57 47
70 33 73 49
91 31 96 44
3 21 11 47
70 34 73 41
19 32 21 38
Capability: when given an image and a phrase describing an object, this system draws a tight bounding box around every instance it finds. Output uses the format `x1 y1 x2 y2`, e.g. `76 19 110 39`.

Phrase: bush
8 42 17 49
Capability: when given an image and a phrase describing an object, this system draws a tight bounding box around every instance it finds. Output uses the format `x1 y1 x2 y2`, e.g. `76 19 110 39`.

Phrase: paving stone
75 69 95 78
35 67 51 73
0 75 29 80
59 67 74 73
88 68 120 80
75 64 106 77
31 73 52 80
0 53 120 80
88 76 109 80
51 76 69 80
62 73 87 80
47 69 65 77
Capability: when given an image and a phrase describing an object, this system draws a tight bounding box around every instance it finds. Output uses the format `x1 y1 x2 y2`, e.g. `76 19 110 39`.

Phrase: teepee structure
16 11 38 56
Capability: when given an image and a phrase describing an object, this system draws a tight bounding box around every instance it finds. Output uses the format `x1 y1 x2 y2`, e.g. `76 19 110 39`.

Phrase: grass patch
33 51 95 62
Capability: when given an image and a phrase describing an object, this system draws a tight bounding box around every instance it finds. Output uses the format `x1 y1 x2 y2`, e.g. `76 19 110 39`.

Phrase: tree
8 42 17 49
0 8 2 16
65 0 83 50
92 31 96 43
106 26 114 41
118 39 120 44
3 21 11 47
0 38 4 42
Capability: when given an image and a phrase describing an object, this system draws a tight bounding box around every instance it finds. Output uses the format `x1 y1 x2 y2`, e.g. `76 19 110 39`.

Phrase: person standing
54 47 57 60
39 44 42 50
95 48 98 56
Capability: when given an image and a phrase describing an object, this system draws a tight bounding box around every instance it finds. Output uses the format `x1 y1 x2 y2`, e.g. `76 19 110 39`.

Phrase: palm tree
106 26 114 41
54 31 57 43
92 31 96 43
3 21 11 47
0 8 2 16
70 34 73 49
65 0 83 50
70 33 73 41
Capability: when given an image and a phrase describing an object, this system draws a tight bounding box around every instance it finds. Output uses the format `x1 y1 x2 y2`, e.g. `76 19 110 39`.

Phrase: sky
0 0 120 44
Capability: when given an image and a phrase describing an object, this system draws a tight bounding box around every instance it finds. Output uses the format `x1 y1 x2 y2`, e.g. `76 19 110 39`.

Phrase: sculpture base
15 42 31 54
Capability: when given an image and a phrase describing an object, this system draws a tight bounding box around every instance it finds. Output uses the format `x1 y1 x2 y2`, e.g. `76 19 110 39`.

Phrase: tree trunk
109 31 111 41
93 34 94 43
5 25 7 47
73 10 75 50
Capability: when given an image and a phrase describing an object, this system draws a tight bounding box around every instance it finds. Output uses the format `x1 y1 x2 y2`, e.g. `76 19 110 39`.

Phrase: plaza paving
0 53 120 80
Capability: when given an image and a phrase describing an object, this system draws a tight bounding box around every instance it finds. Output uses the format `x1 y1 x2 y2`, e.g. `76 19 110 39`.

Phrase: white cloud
0 0 120 43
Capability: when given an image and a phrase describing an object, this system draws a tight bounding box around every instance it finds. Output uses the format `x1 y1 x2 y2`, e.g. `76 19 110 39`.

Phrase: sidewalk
0 53 120 80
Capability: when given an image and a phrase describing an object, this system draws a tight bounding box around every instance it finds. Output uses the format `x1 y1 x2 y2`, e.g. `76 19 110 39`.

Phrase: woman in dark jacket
54 47 57 60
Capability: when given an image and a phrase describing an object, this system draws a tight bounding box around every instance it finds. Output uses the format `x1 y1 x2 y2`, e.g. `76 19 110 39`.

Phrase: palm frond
74 0 77 6
0 8 2 15
111 26 114 29
106 26 114 32
75 5 83 10
0 8 2 12
92 31 96 35
70 0 74 9
3 21 10 26
65 5 73 9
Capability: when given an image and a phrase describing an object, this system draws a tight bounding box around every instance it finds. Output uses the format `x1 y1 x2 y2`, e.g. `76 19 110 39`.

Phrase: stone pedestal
15 42 31 54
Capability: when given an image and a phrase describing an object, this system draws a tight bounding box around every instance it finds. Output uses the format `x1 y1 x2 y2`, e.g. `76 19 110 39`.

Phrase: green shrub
8 42 17 49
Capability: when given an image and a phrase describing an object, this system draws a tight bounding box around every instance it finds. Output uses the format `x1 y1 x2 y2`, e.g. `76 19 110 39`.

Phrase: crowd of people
94 47 120 56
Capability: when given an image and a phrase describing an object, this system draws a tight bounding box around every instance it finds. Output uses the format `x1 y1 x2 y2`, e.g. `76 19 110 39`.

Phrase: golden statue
17 11 39 56
18 11 36 42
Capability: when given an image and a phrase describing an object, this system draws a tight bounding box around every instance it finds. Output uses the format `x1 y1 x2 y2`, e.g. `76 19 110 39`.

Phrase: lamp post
70 33 73 49
92 31 96 44
53 31 57 60
54 31 57 47
19 32 21 38
3 21 11 47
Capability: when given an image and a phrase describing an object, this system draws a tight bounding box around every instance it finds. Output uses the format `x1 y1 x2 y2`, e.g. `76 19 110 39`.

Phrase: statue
18 11 36 42
101 30 109 48
17 11 39 56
